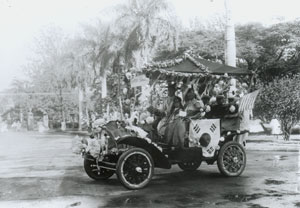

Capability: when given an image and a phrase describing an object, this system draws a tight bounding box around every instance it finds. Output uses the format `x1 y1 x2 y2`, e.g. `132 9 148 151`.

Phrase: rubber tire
116 148 154 190
217 141 246 177
84 158 114 180
178 161 201 171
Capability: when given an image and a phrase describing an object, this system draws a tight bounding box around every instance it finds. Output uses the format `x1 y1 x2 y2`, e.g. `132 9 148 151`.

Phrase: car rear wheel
116 148 154 190
178 161 201 171
217 141 246 176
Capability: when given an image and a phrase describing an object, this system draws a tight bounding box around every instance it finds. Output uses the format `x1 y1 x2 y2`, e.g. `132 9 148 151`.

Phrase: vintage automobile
82 54 253 189
82 118 247 190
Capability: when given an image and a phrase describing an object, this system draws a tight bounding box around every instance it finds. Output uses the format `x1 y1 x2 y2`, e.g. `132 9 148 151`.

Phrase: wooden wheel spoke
218 142 246 176
122 152 151 186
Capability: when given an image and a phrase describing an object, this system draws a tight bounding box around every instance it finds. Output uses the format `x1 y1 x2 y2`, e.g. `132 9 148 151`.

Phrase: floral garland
183 52 209 73
142 51 210 78
143 57 184 69
143 67 207 78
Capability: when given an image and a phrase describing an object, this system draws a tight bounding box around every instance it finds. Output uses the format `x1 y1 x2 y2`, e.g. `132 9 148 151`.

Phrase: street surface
0 131 300 208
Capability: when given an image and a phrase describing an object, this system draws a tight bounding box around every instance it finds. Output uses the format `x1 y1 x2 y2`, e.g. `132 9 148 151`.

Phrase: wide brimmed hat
201 95 210 100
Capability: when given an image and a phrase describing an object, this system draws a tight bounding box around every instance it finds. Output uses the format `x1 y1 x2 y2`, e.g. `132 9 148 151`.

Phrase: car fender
83 152 95 161
117 136 171 169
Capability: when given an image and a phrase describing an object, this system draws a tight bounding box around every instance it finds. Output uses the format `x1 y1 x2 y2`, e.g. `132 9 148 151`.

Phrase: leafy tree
75 0 179 116
255 21 300 82
153 17 225 65
254 74 300 140
25 26 79 126
236 21 300 82
0 79 33 123
235 23 265 71
76 21 124 115
174 15 226 62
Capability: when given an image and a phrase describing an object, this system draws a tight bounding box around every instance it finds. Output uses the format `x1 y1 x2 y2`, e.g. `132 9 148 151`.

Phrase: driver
162 83 177 115
147 83 177 129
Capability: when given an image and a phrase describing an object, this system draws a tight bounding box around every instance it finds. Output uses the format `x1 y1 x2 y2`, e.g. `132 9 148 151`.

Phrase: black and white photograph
1 0 300 207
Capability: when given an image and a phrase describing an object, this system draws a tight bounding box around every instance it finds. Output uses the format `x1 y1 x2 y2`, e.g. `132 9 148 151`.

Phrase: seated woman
163 88 205 148
183 87 205 119
157 96 184 137
147 83 177 130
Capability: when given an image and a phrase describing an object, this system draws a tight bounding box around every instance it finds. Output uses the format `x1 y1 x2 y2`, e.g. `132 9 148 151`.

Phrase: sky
1 0 300 92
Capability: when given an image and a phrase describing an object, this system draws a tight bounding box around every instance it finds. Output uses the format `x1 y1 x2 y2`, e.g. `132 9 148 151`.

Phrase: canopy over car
142 52 251 79
140 52 256 111
194 58 250 75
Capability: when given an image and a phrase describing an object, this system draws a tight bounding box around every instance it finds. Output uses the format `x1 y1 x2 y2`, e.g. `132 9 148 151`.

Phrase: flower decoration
122 88 128 95
205 105 211 113
125 99 130 105
72 135 87 155
146 116 154 124
142 51 210 78
229 105 236 113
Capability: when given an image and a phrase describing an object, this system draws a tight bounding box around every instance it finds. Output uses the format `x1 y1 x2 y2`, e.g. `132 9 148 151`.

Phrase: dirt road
0 132 299 208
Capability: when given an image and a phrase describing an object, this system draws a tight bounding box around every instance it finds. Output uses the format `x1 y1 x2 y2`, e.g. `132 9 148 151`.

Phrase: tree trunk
283 128 291 141
85 81 90 128
59 87 66 131
19 110 23 123
101 70 107 99
78 88 83 131
282 122 291 141
59 88 64 122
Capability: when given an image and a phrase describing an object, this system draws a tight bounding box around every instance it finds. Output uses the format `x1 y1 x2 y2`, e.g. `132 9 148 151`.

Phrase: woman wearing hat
163 83 205 148
184 88 202 117
157 96 184 137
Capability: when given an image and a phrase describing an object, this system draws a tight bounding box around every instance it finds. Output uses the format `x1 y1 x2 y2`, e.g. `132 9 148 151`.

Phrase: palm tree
69 21 125 123
114 0 179 68
69 0 179 118
79 21 124 95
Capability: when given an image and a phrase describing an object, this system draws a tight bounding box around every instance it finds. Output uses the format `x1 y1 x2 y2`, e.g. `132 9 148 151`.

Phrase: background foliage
254 74 300 140
2 0 300 134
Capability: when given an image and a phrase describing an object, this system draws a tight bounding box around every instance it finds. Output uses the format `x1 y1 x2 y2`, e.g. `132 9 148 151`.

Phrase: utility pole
224 0 236 67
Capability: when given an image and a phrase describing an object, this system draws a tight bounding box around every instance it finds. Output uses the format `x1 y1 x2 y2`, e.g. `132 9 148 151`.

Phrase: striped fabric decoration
238 90 260 112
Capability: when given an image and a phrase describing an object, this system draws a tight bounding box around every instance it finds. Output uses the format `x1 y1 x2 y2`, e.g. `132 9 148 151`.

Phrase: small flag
239 90 260 112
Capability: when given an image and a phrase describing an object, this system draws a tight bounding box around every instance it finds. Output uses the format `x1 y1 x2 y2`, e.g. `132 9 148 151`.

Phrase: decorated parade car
73 52 258 189
79 118 248 190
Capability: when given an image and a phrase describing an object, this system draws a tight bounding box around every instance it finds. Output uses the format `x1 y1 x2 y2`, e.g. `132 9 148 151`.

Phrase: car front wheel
116 148 154 190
